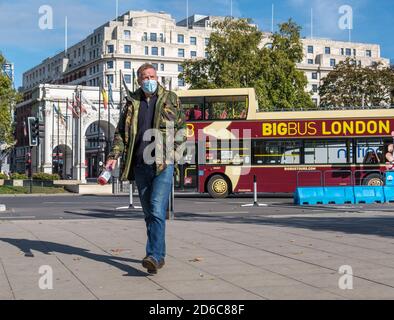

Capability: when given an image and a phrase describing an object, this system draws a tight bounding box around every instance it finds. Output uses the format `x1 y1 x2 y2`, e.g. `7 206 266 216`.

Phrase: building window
124 30 131 39
150 33 157 42
205 38 209 46
151 47 158 56
124 74 131 84
325 47 331 54
178 34 184 43
160 63 164 71
178 49 185 58
107 61 114 69
161 47 165 56
124 61 131 69
190 37 197 45
191 51 197 58
107 75 114 84
366 50 372 57
160 33 164 42
152 63 159 70
107 45 114 54
143 32 148 41
341 48 344 55
353 49 357 56
345 48 351 56
308 59 314 64
205 51 209 59
124 45 131 54
178 64 184 72
312 72 318 80
145 46 149 55
178 78 185 87
330 58 336 67
312 84 318 93
307 45 314 54
312 98 318 106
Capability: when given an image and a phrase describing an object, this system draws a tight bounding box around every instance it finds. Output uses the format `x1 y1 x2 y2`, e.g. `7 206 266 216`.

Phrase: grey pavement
0 196 394 300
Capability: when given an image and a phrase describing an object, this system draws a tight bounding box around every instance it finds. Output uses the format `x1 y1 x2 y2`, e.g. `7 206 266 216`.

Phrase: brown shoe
142 256 159 274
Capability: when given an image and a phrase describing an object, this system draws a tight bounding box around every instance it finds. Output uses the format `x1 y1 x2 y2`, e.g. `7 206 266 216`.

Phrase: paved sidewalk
0 211 394 300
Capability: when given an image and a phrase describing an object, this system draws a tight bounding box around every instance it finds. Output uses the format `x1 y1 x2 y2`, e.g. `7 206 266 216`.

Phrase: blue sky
1 0 393 88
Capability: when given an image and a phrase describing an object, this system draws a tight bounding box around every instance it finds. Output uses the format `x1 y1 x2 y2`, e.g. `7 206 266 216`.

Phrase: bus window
356 139 384 164
206 140 250 165
305 140 351 164
205 95 247 120
180 96 204 121
252 140 301 165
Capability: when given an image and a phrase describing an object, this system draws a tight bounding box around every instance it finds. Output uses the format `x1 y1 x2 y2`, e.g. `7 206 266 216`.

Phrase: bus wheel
207 175 230 198
363 173 384 186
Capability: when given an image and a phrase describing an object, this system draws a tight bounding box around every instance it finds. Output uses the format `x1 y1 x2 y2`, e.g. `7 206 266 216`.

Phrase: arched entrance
85 120 116 179
52 145 72 179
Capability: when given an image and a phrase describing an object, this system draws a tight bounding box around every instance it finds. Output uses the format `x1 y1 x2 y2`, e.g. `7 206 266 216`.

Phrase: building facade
14 84 120 181
22 11 220 93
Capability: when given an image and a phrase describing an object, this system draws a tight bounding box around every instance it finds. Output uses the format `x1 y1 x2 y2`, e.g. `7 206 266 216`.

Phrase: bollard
166 174 175 220
116 181 142 210
241 175 268 207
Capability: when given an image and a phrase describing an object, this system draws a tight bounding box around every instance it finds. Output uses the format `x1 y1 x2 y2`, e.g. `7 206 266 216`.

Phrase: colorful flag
101 86 109 110
108 81 115 109
67 99 79 118
75 93 87 114
53 103 66 125
81 92 97 111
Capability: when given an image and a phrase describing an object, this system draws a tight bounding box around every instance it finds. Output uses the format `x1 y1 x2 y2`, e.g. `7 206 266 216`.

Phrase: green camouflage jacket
107 85 186 181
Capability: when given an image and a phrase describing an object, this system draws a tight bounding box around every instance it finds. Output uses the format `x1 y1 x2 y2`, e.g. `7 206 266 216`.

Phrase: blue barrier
323 187 355 205
386 171 394 187
383 187 394 203
353 186 385 204
294 187 325 205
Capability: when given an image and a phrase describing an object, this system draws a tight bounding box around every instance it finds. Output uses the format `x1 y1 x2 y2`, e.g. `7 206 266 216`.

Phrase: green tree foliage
319 58 394 109
181 18 314 111
0 52 18 146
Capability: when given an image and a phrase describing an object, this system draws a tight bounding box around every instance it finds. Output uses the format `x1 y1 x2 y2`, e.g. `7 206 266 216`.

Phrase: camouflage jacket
107 85 186 181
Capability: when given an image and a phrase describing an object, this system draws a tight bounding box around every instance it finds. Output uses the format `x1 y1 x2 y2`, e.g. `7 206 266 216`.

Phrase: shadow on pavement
0 238 148 277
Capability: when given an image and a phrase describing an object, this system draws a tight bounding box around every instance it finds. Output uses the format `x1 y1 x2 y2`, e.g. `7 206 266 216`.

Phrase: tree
0 52 19 169
319 58 394 109
181 18 314 111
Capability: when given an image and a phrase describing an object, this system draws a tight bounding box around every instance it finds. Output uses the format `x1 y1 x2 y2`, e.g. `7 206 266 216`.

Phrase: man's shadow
0 238 148 277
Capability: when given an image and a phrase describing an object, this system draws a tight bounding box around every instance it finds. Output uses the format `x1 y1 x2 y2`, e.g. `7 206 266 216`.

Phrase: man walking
106 63 186 274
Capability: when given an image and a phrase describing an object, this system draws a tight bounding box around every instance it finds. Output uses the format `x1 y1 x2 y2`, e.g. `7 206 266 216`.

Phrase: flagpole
65 97 69 179
57 100 60 175
271 4 274 33
79 90 82 181
108 85 111 158
71 94 74 179
52 103 54 174
98 83 101 177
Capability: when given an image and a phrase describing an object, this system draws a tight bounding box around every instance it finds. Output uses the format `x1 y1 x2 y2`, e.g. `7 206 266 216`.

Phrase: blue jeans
133 164 174 263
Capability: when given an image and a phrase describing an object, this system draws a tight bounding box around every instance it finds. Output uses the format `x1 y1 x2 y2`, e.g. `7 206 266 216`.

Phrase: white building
22 11 220 92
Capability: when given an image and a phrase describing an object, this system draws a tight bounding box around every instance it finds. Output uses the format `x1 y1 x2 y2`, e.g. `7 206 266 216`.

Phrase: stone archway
52 144 72 179
84 120 116 179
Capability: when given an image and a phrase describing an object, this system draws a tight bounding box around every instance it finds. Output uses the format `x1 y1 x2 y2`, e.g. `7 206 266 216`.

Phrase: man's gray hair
137 63 157 78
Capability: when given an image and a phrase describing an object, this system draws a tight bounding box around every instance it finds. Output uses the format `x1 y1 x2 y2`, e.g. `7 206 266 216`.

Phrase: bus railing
297 169 386 188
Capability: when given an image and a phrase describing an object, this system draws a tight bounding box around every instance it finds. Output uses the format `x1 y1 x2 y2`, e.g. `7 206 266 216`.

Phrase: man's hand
105 159 117 171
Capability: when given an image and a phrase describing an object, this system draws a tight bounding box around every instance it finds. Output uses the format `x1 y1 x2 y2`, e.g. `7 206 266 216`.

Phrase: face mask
142 80 158 94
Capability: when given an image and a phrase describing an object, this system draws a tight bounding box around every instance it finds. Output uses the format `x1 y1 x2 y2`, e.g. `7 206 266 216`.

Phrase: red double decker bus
175 88 394 198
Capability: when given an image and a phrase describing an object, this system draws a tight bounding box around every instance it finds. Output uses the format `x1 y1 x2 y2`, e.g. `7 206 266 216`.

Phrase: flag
133 69 139 91
101 86 109 110
75 93 87 114
81 92 97 111
108 81 115 109
67 99 79 118
121 70 132 101
53 103 66 125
